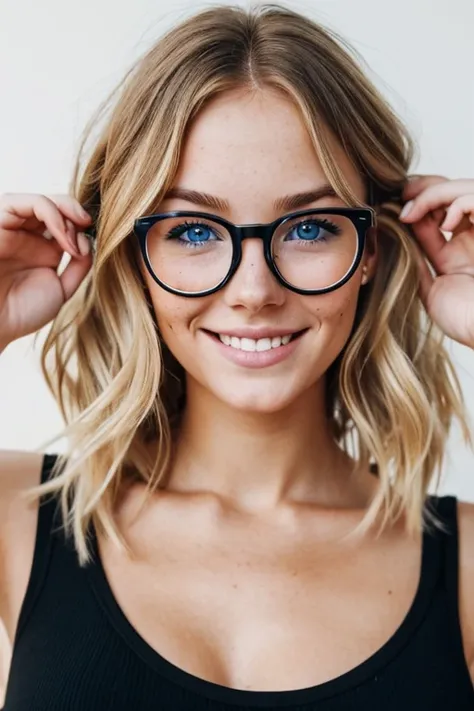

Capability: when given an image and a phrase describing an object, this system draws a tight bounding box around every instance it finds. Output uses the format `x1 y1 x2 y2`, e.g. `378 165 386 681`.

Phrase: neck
166 377 374 512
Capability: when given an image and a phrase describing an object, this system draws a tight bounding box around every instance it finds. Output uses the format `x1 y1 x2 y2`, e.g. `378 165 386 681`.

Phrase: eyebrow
162 184 339 212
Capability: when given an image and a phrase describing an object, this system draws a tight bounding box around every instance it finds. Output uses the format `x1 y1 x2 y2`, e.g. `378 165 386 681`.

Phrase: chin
210 380 306 415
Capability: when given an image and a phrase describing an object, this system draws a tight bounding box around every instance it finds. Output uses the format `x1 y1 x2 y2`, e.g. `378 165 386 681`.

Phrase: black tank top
3 453 474 709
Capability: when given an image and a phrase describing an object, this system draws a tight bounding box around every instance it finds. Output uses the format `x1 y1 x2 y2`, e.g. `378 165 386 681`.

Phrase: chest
98 513 421 691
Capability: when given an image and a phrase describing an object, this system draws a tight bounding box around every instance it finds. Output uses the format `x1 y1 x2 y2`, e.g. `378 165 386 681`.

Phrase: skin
1 88 474 693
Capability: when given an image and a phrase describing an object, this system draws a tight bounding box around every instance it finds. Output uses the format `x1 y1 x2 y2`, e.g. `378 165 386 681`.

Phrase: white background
0 0 473 498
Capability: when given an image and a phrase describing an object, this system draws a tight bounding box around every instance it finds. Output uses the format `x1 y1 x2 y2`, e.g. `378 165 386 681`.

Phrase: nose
222 237 286 312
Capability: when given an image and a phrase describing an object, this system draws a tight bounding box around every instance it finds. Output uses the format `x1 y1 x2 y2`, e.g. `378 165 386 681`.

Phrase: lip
202 328 308 369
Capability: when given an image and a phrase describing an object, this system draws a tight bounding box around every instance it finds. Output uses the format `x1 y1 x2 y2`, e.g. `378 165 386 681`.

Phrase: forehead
170 88 364 216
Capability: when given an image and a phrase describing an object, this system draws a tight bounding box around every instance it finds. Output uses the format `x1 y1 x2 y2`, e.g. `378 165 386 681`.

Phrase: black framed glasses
133 207 376 297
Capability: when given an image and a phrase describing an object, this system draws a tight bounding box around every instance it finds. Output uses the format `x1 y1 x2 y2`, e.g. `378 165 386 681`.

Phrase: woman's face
141 88 375 413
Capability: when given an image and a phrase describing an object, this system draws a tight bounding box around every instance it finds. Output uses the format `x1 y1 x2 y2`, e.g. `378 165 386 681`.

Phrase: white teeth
240 338 256 352
218 334 294 351
256 338 272 352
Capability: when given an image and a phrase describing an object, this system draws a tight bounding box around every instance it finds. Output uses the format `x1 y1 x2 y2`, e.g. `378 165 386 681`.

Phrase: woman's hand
399 176 474 349
0 193 92 350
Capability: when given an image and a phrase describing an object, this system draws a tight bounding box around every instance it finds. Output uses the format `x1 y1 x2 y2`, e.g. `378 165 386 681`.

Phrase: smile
201 328 308 368
217 334 292 351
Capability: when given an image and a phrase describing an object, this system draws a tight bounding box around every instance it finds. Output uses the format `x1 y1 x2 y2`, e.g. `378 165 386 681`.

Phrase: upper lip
203 327 307 339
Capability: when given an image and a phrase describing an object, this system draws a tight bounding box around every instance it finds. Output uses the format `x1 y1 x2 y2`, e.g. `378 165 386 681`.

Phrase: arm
0 451 44 641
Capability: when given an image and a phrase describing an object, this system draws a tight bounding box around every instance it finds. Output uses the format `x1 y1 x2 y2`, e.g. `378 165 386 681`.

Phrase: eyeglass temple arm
368 181 405 206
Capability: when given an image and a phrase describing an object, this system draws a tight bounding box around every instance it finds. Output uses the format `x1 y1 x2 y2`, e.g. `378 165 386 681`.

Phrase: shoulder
0 449 45 495
0 450 46 637
456 499 474 679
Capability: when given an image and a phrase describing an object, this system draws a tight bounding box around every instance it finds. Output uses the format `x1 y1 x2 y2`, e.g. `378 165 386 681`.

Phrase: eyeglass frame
133 206 377 298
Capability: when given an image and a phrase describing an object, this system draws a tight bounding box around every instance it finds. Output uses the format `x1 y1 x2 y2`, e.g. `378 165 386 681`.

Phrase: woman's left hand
399 176 474 349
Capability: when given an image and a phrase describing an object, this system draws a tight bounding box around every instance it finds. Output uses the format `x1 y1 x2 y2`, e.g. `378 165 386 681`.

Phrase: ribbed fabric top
3 453 474 709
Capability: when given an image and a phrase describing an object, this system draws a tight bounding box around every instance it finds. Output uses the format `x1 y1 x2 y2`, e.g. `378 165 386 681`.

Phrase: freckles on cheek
317 290 359 335
318 292 352 318
152 296 201 342
158 315 181 340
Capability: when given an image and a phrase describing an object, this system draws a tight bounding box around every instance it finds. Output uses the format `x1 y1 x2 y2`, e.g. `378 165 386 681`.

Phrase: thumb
58 251 93 301
413 248 434 312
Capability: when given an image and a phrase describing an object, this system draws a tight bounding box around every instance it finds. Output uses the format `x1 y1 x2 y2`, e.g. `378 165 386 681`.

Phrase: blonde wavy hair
32 2 472 563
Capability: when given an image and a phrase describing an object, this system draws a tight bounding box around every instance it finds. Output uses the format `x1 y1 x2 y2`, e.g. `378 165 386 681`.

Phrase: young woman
0 4 473 709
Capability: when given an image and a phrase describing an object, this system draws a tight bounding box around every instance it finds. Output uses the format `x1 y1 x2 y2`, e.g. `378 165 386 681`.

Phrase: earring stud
361 266 369 285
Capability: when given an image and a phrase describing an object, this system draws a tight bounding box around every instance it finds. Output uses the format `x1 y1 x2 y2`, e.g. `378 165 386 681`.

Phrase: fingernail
77 232 91 256
400 200 414 219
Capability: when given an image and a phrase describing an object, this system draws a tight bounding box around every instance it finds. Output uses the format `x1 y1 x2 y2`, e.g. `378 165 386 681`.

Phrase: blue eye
165 221 218 245
184 224 214 243
295 223 322 240
285 218 342 243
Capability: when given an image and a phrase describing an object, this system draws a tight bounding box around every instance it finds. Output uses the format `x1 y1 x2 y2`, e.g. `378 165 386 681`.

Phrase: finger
403 175 449 201
416 206 448 232
432 207 447 227
440 195 474 231
46 200 93 257
408 215 448 275
0 193 91 230
413 248 435 309
6 228 65 266
0 194 81 257
58 251 93 301
9 225 90 268
62 218 77 253
400 179 474 223
48 194 92 225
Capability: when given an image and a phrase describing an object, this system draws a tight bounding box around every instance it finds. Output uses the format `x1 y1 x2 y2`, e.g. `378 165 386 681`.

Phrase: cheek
153 298 190 337
139 260 190 337
311 284 361 340
146 283 204 351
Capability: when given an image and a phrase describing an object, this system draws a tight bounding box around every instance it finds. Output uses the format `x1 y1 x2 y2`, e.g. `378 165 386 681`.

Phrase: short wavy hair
33 2 471 563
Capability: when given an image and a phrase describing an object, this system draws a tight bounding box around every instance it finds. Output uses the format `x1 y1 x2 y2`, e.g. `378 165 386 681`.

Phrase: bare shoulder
456 499 474 679
0 449 45 495
0 450 45 638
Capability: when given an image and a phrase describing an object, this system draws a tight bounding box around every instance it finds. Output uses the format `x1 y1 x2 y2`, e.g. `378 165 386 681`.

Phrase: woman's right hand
0 193 93 350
